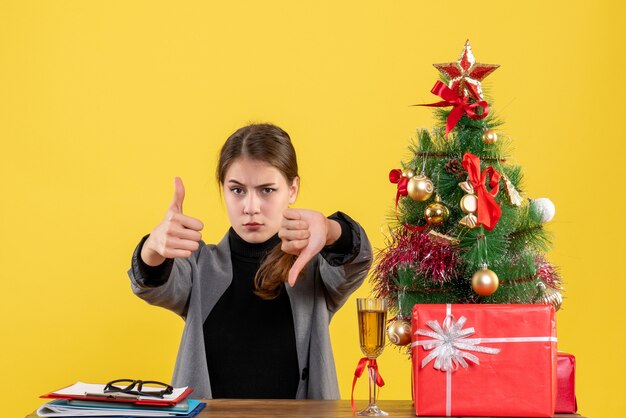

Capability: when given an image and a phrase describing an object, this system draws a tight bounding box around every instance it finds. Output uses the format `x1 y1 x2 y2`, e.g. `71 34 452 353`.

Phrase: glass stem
369 364 377 407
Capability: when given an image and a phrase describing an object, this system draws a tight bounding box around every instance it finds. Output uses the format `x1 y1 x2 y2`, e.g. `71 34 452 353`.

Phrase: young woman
128 123 372 399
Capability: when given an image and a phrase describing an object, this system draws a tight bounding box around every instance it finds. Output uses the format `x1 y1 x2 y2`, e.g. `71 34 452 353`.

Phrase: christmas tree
375 41 562 346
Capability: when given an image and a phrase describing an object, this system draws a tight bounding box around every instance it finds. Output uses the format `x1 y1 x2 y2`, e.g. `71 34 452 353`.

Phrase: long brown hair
217 123 300 300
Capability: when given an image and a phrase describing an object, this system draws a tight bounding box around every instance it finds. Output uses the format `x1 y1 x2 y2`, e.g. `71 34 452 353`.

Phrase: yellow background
1 1 623 417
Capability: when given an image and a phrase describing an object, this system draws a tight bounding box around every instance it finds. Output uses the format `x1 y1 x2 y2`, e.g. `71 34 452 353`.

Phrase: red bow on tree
415 81 490 137
389 169 408 209
389 169 428 232
463 152 502 231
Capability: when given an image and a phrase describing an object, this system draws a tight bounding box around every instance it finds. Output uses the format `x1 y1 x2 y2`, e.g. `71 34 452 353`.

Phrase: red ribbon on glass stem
351 357 385 413
414 81 490 137
462 152 502 231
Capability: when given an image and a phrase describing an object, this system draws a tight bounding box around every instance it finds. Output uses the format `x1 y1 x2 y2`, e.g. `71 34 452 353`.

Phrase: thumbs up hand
279 209 342 287
141 177 205 266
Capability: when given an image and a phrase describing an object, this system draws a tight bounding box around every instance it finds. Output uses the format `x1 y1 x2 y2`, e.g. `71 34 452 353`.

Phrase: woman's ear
288 176 300 205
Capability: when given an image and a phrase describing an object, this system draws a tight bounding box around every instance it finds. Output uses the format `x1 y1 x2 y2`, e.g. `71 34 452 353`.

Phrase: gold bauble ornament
424 195 450 226
407 174 434 201
482 129 498 144
471 267 499 296
402 168 415 178
387 318 412 346
460 194 478 214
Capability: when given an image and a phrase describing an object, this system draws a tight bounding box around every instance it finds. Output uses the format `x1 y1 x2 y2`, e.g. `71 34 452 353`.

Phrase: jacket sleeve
127 235 202 318
317 212 373 313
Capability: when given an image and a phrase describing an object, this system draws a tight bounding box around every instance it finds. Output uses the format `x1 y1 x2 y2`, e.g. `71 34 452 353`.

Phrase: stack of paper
37 382 205 418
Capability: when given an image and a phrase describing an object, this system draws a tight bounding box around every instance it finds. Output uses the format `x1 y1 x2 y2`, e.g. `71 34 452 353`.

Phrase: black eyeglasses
103 379 174 398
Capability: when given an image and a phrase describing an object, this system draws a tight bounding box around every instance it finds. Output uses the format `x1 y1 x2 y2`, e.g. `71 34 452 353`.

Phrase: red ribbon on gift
414 81 490 137
462 152 502 231
351 357 385 413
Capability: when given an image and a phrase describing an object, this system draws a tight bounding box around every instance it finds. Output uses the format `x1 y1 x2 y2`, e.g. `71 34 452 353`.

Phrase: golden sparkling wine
355 298 388 416
358 309 387 359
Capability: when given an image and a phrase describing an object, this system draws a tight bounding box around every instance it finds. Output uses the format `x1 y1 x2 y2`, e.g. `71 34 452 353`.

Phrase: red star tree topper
433 40 499 101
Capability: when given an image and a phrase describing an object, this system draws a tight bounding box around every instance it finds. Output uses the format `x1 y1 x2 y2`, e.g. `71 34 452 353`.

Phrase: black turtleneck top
202 228 299 398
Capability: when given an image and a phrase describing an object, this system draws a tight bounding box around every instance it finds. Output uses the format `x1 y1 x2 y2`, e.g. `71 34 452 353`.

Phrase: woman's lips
243 222 262 231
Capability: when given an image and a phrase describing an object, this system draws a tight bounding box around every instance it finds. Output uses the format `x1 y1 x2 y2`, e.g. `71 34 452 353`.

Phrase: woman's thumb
169 176 185 213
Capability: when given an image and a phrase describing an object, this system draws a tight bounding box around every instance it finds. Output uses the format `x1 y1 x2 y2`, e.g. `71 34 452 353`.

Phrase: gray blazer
128 214 372 399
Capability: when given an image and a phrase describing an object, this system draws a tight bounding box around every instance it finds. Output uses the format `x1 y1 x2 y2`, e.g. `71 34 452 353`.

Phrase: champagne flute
356 298 388 416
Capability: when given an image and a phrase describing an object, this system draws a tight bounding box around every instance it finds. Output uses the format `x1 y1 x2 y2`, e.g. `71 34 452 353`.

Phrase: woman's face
223 157 299 243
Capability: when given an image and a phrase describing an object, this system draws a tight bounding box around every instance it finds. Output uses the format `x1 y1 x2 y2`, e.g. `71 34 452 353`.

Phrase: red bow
351 357 385 413
389 169 428 232
462 152 502 231
389 169 408 209
415 81 490 137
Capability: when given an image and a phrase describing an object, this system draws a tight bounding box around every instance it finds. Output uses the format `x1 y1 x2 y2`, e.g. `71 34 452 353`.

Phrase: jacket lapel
199 232 233 321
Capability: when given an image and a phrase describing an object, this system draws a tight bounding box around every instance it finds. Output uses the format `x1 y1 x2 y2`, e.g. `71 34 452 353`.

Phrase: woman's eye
262 188 276 194
230 187 245 195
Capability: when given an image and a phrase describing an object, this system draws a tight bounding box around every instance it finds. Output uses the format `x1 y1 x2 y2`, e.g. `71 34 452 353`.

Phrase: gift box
411 304 557 417
556 352 577 413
